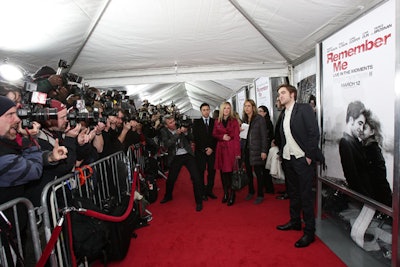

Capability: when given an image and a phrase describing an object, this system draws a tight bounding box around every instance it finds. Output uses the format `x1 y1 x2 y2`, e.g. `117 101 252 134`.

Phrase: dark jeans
164 154 203 204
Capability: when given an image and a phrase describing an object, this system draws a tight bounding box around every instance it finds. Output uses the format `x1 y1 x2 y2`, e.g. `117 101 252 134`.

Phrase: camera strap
37 129 56 147
24 127 40 148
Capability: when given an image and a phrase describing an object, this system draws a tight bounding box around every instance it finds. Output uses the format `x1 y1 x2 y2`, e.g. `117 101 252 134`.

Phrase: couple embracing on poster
339 100 392 250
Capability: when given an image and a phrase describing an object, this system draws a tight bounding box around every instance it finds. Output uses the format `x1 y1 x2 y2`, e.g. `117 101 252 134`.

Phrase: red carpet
95 168 346 267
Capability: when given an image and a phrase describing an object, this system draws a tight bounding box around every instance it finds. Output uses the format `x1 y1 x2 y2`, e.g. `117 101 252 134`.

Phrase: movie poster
255 77 272 112
322 0 395 202
237 87 246 116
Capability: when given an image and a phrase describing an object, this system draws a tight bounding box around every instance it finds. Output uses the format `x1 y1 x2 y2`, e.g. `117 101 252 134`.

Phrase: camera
56 59 84 85
176 115 192 129
57 59 69 75
63 73 83 84
67 108 106 128
18 107 58 128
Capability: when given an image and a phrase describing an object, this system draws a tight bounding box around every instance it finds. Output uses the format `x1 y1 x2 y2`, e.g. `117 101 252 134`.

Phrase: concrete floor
316 218 391 267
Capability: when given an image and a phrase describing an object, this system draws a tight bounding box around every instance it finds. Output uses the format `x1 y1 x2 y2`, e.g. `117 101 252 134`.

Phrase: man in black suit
339 101 372 197
193 103 217 200
159 115 203 211
275 84 320 248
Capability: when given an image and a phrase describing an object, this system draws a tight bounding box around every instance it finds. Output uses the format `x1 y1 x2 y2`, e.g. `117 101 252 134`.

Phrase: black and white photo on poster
297 74 316 111
321 0 395 205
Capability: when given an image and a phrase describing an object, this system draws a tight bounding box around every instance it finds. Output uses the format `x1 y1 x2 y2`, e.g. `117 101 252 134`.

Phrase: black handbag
231 159 248 190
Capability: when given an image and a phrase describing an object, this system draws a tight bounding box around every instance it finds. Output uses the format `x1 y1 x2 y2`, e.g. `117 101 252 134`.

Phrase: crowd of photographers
0 63 190 207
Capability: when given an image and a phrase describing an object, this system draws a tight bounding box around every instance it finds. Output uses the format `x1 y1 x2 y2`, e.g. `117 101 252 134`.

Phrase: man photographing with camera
0 96 68 205
25 99 80 206
159 115 203 212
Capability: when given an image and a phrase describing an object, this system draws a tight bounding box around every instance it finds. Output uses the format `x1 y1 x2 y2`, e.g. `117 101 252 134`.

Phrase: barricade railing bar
1 147 149 267
127 143 168 181
318 176 393 217
36 169 138 267
0 197 41 266
39 151 134 267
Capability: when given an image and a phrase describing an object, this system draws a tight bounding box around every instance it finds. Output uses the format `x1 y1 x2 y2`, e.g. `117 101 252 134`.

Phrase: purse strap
234 158 241 171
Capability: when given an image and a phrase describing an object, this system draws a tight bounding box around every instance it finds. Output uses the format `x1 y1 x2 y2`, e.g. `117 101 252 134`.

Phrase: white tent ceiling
0 0 385 116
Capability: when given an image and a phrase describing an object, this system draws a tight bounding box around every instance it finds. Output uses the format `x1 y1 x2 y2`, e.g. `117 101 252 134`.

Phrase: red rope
36 217 66 267
78 169 137 222
36 167 138 266
65 212 77 267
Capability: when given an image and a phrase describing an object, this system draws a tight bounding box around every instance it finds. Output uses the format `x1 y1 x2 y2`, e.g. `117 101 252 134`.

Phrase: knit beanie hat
0 96 16 117
50 99 67 112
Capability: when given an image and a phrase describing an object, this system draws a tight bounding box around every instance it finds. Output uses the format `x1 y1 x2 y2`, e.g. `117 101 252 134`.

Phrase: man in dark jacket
0 96 67 205
193 103 217 200
25 99 78 207
339 101 373 197
275 84 320 248
159 115 203 212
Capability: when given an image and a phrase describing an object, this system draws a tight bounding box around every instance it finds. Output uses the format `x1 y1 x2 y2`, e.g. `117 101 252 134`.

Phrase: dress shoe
265 189 274 194
160 197 172 204
254 197 264 204
222 193 228 203
276 221 302 231
294 234 315 248
196 203 203 212
245 193 254 201
207 192 218 199
202 195 208 201
276 193 289 200
227 192 236 206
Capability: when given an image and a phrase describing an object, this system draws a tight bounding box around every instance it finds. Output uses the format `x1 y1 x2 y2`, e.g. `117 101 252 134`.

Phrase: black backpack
105 196 138 261
70 195 141 265
70 197 110 264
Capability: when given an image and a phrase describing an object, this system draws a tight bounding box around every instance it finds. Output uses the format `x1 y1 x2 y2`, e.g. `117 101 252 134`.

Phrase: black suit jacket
278 103 320 162
192 117 216 152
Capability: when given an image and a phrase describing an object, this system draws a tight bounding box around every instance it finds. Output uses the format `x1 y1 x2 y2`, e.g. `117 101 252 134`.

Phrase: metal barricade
127 143 168 180
0 197 41 266
38 151 133 267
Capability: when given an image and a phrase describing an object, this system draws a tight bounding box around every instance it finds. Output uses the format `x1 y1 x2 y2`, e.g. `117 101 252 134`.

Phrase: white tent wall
0 0 399 265
0 0 386 116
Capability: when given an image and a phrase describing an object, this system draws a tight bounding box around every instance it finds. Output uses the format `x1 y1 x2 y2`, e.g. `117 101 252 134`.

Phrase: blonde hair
218 102 234 122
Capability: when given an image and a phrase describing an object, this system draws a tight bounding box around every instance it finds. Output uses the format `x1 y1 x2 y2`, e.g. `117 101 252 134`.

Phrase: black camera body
57 59 84 85
18 107 58 128
176 115 192 129
63 73 83 84
67 108 106 128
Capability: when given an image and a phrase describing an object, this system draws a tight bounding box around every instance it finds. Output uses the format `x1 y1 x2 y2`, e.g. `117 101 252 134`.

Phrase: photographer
0 85 22 107
25 99 80 206
31 66 63 98
75 121 105 167
99 108 129 157
159 115 203 212
0 96 67 205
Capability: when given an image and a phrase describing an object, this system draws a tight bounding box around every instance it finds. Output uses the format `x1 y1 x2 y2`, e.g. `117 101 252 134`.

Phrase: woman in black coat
361 109 392 207
242 100 268 204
